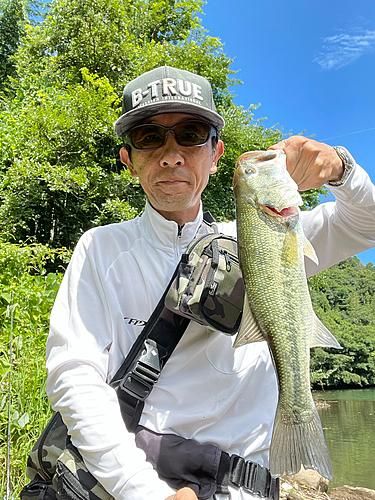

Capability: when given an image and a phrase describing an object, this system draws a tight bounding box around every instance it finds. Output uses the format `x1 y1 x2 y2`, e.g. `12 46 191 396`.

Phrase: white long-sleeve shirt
46 163 375 500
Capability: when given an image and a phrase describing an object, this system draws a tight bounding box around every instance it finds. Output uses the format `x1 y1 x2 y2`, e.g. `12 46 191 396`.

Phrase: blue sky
202 0 375 265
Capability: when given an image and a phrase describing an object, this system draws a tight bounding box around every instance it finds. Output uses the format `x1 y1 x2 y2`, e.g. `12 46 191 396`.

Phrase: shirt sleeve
301 163 375 277
45 231 175 500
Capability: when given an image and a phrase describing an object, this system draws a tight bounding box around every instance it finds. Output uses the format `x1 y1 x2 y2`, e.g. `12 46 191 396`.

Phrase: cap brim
114 101 225 137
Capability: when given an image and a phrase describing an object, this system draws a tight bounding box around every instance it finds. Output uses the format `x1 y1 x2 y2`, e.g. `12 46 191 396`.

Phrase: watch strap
327 146 356 187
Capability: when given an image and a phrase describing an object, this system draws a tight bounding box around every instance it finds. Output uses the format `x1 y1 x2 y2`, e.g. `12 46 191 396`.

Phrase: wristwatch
327 146 356 187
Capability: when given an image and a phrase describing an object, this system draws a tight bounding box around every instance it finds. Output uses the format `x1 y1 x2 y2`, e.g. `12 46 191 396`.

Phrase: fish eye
245 168 255 175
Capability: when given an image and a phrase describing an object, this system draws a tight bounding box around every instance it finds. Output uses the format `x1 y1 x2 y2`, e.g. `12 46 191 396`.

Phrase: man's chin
149 195 200 221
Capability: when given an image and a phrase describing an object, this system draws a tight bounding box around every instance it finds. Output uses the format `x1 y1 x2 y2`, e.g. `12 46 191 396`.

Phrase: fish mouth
236 150 277 165
233 149 303 213
264 205 299 218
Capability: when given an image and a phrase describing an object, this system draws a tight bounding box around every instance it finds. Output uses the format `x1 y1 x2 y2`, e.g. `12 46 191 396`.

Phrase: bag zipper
37 412 61 481
219 249 239 272
56 462 88 500
187 233 235 255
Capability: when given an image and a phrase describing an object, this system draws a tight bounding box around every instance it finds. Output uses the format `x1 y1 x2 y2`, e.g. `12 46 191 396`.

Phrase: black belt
215 453 279 500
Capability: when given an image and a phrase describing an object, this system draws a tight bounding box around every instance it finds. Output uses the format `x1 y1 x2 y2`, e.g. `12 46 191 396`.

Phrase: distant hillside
309 257 375 389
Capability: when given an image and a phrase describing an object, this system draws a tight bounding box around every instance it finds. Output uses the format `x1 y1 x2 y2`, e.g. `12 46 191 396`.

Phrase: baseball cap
114 65 225 137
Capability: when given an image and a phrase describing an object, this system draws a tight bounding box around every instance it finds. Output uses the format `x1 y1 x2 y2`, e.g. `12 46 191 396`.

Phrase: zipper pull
177 225 183 238
38 485 48 500
220 249 232 272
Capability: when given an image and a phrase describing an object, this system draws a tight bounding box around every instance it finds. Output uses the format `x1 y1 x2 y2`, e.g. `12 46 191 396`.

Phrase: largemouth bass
233 150 341 480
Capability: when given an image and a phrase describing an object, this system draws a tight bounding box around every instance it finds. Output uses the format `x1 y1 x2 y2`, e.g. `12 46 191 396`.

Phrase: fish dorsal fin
234 292 266 348
310 314 342 349
303 236 319 265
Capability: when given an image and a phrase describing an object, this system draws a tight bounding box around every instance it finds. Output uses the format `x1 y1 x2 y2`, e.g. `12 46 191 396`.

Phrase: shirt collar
140 200 203 252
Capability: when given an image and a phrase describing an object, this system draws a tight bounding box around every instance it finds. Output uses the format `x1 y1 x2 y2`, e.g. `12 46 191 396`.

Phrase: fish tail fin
269 402 333 481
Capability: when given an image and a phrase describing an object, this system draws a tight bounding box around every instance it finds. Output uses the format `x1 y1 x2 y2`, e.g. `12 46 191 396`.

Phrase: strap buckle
243 461 269 496
227 455 279 499
213 494 231 500
119 339 162 401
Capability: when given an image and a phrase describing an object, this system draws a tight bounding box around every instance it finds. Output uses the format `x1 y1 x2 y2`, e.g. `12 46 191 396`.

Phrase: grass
0 241 67 499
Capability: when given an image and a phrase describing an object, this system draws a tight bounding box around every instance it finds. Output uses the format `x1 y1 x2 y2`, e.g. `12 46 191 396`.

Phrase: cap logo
131 78 204 108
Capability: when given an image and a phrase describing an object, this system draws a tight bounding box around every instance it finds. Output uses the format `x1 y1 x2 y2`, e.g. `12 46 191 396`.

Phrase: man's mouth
156 179 188 185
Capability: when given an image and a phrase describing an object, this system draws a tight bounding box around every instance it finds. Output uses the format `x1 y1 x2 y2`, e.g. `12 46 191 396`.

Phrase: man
46 66 375 500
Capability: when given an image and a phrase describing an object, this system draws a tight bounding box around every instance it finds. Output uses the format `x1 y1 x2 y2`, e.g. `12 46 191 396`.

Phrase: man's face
120 113 224 225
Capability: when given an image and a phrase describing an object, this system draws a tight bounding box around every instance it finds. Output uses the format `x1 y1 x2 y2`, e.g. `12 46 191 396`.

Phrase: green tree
0 69 141 247
0 0 28 89
14 0 236 97
309 257 375 388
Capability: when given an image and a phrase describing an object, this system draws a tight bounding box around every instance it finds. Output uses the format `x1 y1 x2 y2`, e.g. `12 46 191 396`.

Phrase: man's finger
166 487 198 500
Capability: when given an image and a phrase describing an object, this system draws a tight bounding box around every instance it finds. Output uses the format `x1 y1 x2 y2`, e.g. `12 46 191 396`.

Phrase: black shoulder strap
202 210 216 226
111 212 216 432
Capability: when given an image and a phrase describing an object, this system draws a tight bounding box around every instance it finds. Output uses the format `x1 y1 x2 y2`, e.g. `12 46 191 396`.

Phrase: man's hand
166 487 198 500
269 136 344 191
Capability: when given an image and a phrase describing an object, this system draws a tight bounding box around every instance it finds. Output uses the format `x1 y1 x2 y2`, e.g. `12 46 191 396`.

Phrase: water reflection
314 388 375 490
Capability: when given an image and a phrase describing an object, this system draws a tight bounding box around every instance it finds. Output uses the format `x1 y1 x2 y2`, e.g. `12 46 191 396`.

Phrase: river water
314 387 375 490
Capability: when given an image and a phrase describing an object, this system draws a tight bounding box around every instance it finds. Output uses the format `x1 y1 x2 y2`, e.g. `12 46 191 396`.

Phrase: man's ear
210 139 224 174
120 147 138 178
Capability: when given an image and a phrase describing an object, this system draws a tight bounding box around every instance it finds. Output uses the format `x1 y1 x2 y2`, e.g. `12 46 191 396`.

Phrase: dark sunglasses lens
175 121 212 146
127 121 214 150
129 125 165 150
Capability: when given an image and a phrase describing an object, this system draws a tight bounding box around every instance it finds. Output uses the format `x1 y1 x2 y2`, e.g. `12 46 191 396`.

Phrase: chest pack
21 214 278 500
165 215 244 334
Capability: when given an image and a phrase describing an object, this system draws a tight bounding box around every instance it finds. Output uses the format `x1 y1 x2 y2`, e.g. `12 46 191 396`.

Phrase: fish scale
233 149 341 480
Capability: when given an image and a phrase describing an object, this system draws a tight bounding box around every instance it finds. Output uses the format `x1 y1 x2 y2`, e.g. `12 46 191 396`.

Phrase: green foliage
0 241 67 497
0 69 140 247
14 0 236 98
309 257 375 389
0 0 27 90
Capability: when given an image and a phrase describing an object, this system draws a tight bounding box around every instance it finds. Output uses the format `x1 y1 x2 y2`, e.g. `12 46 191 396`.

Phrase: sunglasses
123 120 217 151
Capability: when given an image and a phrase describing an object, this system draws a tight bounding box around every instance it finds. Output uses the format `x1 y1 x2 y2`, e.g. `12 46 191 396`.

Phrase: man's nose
159 132 185 167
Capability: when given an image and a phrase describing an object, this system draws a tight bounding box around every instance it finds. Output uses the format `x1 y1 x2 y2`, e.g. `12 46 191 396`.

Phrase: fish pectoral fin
303 236 319 265
310 314 342 349
281 228 299 267
234 293 266 348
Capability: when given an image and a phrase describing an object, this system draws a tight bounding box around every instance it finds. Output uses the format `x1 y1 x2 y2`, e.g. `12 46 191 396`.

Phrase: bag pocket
20 478 57 500
200 244 244 334
54 445 114 500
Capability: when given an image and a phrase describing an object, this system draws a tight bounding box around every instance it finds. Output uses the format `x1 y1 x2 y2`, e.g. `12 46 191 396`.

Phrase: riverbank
280 469 375 500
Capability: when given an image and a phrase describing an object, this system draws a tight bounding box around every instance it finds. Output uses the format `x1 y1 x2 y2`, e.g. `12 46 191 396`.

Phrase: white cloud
314 29 375 70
